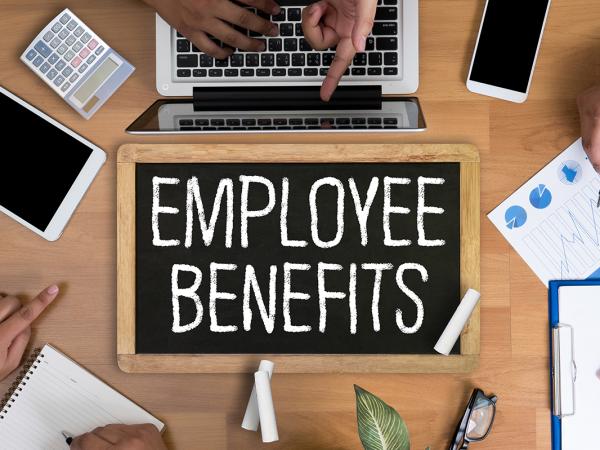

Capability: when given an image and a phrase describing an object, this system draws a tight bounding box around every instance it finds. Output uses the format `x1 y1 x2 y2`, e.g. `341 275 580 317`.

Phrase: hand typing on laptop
0 285 58 381
302 0 377 101
142 0 280 59
578 85 600 173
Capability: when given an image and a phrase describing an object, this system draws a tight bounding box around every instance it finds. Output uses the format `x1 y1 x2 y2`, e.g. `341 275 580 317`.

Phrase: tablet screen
0 92 92 231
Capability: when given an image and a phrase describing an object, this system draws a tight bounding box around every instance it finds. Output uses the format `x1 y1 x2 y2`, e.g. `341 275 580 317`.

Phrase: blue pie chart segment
505 205 527 229
529 184 552 209
558 160 582 185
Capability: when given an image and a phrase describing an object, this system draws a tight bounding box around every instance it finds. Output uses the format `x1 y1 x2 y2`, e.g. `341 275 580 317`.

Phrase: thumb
352 0 378 52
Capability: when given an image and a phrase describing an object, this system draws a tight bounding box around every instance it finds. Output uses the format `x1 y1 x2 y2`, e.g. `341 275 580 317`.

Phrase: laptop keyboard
173 0 402 81
176 115 401 131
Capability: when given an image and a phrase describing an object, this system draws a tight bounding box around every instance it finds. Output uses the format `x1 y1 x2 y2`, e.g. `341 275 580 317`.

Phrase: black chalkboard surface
135 163 460 355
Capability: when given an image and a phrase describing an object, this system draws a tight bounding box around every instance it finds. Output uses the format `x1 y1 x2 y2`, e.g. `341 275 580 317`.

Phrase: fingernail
357 36 366 52
47 285 59 294
272 5 281 15
269 25 279 36
259 42 266 52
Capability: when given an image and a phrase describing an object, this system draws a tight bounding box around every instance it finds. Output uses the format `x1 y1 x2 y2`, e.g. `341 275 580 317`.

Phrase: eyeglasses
449 388 498 450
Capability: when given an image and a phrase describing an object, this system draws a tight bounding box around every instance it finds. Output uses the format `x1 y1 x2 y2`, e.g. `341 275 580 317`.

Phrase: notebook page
0 344 164 450
559 285 600 450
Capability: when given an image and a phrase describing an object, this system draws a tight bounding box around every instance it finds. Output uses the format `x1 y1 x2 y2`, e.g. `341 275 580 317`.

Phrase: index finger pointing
0 285 58 342
321 39 356 102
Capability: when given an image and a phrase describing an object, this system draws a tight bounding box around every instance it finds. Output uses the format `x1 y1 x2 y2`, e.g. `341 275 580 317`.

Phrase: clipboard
549 279 600 450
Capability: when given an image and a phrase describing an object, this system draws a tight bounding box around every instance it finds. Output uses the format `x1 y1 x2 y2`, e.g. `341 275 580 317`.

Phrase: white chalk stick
434 288 481 356
241 360 274 431
254 370 279 443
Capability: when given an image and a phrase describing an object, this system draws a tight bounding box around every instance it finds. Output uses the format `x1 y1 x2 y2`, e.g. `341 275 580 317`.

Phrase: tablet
0 87 106 241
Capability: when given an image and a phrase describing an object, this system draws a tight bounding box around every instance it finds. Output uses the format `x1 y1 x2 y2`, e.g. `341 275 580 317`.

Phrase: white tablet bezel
466 0 552 103
0 86 106 241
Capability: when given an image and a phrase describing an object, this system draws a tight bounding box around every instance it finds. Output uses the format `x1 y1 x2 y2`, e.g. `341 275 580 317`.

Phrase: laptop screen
126 97 425 134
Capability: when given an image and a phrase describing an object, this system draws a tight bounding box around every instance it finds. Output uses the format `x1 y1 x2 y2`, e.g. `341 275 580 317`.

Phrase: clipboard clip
552 323 576 417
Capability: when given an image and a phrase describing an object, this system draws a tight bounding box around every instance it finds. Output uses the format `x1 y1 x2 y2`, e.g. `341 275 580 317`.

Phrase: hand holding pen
63 424 167 449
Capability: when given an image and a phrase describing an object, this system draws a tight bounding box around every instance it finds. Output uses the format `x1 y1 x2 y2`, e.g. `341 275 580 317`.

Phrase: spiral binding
0 348 44 420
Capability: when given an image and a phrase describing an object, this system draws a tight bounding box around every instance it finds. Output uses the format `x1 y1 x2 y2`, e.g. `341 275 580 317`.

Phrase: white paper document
558 285 600 450
488 139 600 285
0 345 164 450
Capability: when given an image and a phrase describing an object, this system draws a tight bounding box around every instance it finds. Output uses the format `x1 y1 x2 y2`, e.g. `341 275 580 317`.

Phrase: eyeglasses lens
465 395 494 440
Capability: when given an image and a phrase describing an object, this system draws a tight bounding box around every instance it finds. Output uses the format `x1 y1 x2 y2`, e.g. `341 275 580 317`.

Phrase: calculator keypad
21 9 108 98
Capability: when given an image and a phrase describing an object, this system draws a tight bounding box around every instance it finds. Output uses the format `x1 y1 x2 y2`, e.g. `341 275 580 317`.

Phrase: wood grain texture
117 162 136 356
1 0 598 448
459 162 480 356
116 144 480 373
117 143 480 163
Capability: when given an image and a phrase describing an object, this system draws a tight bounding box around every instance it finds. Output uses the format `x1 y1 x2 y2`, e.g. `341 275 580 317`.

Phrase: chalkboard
117 144 480 373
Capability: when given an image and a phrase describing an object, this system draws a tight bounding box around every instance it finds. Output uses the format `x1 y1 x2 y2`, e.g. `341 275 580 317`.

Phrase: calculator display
0 91 92 231
73 58 118 104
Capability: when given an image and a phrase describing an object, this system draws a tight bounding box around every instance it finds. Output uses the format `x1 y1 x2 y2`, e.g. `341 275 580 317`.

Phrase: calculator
20 8 135 119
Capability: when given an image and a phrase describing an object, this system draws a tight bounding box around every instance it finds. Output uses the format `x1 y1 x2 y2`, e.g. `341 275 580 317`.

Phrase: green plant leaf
354 384 410 450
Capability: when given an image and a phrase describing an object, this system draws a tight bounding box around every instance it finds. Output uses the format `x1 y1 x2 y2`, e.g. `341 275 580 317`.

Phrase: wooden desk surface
1 1 598 448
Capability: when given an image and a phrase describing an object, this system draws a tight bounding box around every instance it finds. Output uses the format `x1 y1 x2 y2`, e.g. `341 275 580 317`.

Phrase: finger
91 425 129 445
588 125 600 172
205 19 266 52
70 432 112 450
351 0 378 52
186 30 233 59
321 38 355 102
238 0 281 16
217 2 278 37
0 285 58 343
5 327 31 373
302 1 339 50
0 296 21 322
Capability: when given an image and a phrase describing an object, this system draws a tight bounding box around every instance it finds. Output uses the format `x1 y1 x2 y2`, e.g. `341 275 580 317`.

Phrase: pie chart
558 160 582 185
529 184 552 209
505 205 527 229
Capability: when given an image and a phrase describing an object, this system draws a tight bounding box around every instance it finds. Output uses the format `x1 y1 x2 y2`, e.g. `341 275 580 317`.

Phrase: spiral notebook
0 344 164 450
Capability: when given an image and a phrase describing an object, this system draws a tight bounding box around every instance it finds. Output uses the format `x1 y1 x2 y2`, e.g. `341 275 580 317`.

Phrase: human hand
142 0 281 59
71 424 167 450
577 85 600 173
0 285 59 381
302 0 377 101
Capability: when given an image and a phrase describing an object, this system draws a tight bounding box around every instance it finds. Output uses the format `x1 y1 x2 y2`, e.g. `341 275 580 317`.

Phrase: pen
62 430 73 446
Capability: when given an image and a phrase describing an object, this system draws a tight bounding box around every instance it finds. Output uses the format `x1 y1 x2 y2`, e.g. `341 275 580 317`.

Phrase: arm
0 285 59 381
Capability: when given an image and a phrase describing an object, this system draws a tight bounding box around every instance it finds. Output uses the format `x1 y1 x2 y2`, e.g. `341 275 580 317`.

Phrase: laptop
127 0 424 134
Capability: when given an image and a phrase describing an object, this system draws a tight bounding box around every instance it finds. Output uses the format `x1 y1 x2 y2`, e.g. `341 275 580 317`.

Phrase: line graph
523 178 600 280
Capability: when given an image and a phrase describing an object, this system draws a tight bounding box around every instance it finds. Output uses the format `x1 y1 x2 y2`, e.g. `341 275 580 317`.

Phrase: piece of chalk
241 360 274 431
434 288 481 356
255 370 279 443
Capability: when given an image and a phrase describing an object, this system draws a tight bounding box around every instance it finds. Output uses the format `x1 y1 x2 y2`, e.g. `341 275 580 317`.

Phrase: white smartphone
466 0 552 103
0 86 106 241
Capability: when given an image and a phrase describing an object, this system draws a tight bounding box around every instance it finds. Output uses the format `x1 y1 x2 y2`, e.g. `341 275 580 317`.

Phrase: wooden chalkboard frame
117 144 480 373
